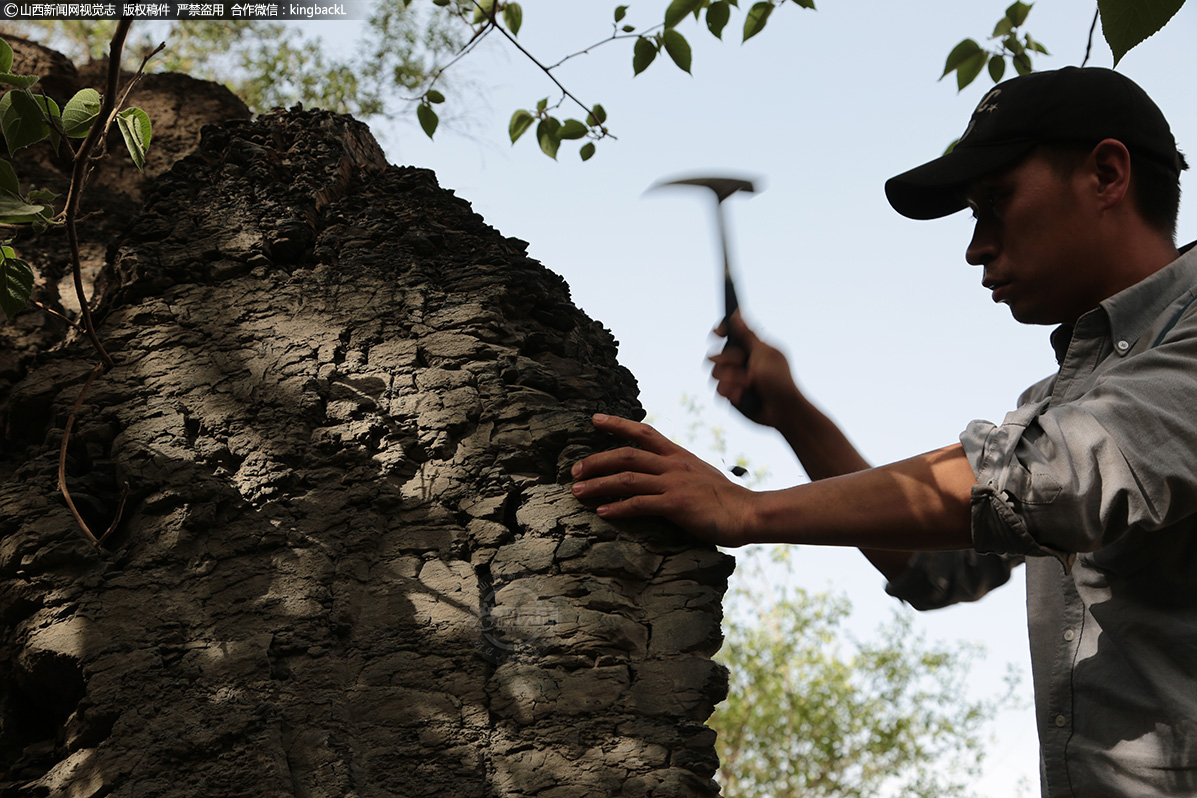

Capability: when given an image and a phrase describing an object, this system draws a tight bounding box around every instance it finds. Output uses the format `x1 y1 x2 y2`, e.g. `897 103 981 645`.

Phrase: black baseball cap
885 67 1184 220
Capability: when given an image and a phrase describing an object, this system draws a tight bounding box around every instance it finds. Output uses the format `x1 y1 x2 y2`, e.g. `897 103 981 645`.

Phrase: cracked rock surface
0 100 734 796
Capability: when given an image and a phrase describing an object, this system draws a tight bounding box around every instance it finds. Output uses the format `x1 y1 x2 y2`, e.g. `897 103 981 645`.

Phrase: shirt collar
1050 242 1197 364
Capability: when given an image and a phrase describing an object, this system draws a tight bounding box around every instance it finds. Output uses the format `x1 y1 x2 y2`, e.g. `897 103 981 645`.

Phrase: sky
308 2 1197 794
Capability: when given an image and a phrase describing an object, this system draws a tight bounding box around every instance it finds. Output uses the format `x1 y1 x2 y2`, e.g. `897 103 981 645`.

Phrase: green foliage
5 10 469 122
0 90 52 155
0 33 153 320
712 550 1009 798
6 0 1187 169
116 107 152 171
743 2 775 42
940 2 1050 92
663 28 693 73
633 35 659 75
0 243 33 320
706 1 732 38
62 88 101 138
503 2 524 35
1099 0 1185 64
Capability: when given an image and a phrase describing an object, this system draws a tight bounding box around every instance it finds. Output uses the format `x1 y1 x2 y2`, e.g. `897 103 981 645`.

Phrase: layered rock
0 59 733 796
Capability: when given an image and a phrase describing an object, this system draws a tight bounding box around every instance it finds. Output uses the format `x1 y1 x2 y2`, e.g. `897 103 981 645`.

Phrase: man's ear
1090 138 1132 210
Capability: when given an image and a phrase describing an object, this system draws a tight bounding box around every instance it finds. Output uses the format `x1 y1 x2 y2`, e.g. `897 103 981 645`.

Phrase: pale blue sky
312 2 1197 793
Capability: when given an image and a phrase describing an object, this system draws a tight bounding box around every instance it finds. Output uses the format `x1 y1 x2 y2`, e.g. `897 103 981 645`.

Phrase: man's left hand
571 414 754 548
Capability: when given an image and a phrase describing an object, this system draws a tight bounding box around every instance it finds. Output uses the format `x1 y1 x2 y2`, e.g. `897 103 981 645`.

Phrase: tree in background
676 401 1016 797
712 549 1017 798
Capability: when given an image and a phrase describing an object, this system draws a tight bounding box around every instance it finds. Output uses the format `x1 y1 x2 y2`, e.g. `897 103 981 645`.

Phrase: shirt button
1063 629 1076 641
1055 714 1068 727
1116 340 1130 352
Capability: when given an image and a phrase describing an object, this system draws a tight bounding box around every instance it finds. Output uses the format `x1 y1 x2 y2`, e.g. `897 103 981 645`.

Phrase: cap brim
885 140 1036 220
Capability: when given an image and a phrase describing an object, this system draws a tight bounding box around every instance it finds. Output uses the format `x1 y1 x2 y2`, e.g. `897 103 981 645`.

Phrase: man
571 67 1197 796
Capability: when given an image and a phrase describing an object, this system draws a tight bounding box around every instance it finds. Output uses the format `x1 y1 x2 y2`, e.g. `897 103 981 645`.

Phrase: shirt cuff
962 417 1076 571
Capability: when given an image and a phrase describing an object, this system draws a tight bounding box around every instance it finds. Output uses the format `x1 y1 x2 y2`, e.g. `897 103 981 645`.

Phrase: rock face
0 60 734 797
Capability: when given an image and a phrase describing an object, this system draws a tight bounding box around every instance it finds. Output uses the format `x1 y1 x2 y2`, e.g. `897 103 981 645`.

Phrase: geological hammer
648 175 763 418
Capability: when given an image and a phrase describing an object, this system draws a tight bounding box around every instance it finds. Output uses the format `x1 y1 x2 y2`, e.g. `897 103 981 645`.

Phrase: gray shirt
887 245 1197 797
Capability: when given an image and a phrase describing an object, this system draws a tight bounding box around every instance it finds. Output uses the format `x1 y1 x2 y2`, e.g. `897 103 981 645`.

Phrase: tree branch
63 18 132 370
471 2 610 133
1082 3 1100 67
58 362 105 548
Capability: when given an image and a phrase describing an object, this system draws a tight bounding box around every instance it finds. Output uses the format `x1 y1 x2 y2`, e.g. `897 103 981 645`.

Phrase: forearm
774 394 927 578
744 444 976 552
776 392 871 479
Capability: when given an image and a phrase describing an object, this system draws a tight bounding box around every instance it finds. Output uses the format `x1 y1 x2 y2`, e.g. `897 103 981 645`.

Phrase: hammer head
649 175 758 202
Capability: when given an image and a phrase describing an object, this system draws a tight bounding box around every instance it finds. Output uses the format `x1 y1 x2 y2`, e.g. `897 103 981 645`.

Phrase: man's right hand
711 312 804 432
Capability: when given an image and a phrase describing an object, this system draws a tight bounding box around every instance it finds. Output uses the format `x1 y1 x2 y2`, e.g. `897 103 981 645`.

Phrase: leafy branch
940 2 1049 92
1 25 159 547
409 0 817 161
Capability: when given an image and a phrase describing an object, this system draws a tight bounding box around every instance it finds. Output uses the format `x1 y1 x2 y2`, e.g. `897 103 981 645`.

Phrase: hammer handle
723 275 763 419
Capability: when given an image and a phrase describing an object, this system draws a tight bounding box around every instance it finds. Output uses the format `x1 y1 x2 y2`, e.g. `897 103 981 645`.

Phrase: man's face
964 149 1102 325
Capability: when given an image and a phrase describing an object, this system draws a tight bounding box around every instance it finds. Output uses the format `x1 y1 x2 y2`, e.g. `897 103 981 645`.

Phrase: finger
590 414 679 455
709 348 747 369
594 493 667 520
572 470 663 501
715 380 745 406
572 445 667 480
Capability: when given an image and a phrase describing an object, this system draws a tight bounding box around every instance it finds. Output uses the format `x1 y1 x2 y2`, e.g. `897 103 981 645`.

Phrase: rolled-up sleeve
886 549 1022 610
962 311 1197 561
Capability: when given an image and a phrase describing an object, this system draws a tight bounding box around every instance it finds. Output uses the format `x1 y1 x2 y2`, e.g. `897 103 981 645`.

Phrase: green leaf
743 2 774 42
472 0 495 23
536 96 548 112
1005 1 1032 27
587 104 607 125
536 117 560 160
0 251 33 320
31 94 61 153
1099 0 1182 64
558 119 588 140
614 5 628 22
790 0 815 8
503 2 522 35
0 73 39 90
941 38 983 78
956 51 988 90
425 89 445 104
417 103 438 139
508 108 534 143
0 40 11 74
622 24 636 31
0 192 49 223
1025 34 1050 54
62 88 101 138
0 91 51 156
663 29 693 73
1013 51 1032 74
116 107 152 171
992 16 1014 37
26 188 59 205
707 0 731 38
665 0 702 28
988 54 1006 83
0 159 18 195
580 142 596 161
633 36 658 75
